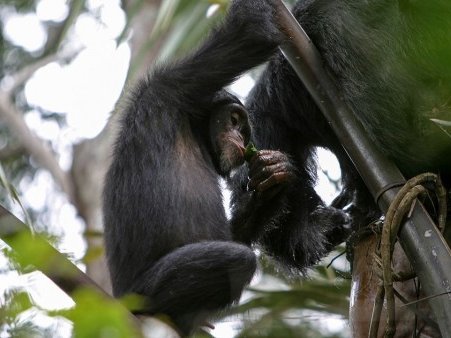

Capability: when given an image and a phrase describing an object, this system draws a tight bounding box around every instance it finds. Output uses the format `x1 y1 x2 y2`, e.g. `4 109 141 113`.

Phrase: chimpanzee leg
135 241 256 335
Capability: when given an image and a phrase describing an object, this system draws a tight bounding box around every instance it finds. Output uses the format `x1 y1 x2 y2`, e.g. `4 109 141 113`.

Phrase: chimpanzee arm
229 74 351 270
230 132 350 270
228 147 298 245
146 0 285 116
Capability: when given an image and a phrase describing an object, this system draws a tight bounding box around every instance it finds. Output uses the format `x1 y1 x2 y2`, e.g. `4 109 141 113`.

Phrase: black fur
229 0 451 270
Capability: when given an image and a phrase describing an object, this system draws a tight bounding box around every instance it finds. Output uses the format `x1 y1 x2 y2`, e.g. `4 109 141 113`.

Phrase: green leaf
0 163 35 233
244 142 258 162
63 288 142 338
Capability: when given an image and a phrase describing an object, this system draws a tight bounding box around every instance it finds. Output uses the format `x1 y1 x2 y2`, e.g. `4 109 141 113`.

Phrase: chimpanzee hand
247 150 297 198
227 0 285 45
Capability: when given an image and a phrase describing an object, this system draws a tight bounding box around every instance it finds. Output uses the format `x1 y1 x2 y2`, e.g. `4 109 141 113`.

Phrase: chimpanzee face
209 103 251 175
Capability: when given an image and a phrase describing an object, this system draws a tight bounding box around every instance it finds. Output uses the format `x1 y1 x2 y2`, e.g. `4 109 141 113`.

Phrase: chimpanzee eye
231 112 240 126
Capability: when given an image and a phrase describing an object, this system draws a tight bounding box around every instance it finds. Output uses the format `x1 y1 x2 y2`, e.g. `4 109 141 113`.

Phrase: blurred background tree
0 0 350 337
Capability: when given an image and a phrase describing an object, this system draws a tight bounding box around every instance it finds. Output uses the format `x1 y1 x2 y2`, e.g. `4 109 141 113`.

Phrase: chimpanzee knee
133 241 256 334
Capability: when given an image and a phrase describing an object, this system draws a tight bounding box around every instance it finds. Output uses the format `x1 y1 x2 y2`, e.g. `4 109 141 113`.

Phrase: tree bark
350 234 441 338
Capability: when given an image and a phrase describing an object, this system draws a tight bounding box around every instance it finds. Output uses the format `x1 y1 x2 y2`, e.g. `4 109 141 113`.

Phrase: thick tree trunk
71 127 115 293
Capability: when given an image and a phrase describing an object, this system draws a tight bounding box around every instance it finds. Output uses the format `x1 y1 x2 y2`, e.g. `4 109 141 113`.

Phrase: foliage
0 0 34 11
0 282 142 338
125 0 228 80
224 257 351 337
0 163 34 231
61 288 142 338
0 289 53 338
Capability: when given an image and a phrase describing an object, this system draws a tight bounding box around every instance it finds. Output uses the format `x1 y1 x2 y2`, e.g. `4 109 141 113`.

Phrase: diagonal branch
3 47 81 95
0 92 75 202
0 46 82 202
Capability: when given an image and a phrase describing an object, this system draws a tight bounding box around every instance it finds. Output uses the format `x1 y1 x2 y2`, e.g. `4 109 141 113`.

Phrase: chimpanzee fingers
248 165 296 191
249 150 290 177
249 150 278 169
248 162 288 189
255 171 296 193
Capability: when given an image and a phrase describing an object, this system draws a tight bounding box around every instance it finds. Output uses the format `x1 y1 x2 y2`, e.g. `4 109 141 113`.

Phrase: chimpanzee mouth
228 137 245 159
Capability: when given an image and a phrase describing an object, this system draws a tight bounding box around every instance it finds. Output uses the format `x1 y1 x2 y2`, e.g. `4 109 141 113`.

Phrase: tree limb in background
3 47 81 94
0 203 103 294
0 47 82 202
0 203 150 337
0 92 75 202
42 0 86 57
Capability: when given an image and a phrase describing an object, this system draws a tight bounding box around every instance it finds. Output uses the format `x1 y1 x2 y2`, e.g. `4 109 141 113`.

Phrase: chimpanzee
102 0 351 335
229 0 451 271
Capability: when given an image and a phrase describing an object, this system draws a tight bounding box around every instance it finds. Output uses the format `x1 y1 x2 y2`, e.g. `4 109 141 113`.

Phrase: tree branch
0 92 75 202
0 46 82 202
3 47 81 95
42 0 86 57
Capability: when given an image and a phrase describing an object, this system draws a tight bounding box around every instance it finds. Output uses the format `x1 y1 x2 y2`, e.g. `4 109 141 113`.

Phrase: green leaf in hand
244 142 258 162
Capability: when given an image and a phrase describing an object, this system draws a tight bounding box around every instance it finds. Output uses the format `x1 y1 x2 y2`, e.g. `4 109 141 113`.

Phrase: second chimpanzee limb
148 0 285 112
229 96 352 270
